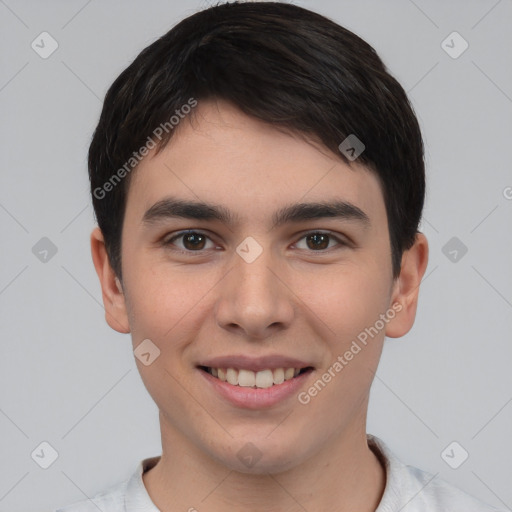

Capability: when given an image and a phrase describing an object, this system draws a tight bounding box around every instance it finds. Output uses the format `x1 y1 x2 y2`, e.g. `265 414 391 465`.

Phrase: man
57 2 503 510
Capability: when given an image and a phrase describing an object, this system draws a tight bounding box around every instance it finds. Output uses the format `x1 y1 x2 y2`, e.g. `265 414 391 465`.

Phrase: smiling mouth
198 366 314 389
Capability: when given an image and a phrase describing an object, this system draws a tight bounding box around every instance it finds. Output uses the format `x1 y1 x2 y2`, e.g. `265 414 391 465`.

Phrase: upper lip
198 355 314 372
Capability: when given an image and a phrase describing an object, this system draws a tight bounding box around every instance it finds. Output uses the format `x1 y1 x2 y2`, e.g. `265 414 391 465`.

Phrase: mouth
198 365 314 389
196 355 316 409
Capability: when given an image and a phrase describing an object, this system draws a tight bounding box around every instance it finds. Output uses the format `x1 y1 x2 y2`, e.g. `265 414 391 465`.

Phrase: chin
210 434 310 475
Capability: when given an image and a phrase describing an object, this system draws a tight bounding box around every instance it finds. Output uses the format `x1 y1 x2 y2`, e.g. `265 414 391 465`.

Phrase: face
92 99 426 474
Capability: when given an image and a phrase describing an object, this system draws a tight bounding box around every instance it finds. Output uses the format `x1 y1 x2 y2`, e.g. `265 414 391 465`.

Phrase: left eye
163 230 344 252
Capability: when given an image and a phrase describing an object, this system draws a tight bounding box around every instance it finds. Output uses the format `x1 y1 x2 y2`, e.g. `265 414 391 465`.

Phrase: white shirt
55 435 504 511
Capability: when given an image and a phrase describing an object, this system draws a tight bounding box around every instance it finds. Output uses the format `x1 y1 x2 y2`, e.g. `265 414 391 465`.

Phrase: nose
214 243 295 340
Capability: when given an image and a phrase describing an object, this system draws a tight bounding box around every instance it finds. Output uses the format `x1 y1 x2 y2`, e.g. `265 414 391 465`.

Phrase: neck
143 417 386 512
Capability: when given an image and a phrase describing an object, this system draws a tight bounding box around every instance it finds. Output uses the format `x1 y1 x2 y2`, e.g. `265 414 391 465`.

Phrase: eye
162 229 347 254
163 230 216 252
294 231 345 251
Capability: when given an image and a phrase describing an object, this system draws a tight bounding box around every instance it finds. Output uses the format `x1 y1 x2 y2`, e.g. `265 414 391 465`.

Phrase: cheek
295 267 389 426
123 256 218 346
294 262 392 345
122 263 208 411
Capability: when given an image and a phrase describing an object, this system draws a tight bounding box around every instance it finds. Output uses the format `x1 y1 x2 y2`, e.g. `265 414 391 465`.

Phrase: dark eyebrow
142 196 370 228
143 197 238 225
271 200 369 228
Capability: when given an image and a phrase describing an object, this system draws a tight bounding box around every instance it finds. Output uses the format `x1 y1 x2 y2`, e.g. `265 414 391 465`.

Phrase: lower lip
198 368 314 410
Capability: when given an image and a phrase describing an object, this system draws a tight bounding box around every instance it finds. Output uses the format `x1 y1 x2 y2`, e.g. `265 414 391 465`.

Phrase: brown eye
305 233 330 250
182 232 207 250
164 230 215 252
295 231 344 251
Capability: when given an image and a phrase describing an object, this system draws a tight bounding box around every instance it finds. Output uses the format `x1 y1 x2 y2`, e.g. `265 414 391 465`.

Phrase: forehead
125 100 386 226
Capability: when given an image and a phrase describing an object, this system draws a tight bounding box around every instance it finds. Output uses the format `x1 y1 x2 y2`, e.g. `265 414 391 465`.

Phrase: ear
90 227 130 334
385 232 429 338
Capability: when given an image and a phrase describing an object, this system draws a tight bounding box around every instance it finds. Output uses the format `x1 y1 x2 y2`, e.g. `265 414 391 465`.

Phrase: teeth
273 368 285 385
255 369 274 388
206 366 306 388
285 368 295 380
226 368 238 385
238 369 256 387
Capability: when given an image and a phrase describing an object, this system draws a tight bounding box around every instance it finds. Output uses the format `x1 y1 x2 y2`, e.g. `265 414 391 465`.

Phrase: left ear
385 232 429 338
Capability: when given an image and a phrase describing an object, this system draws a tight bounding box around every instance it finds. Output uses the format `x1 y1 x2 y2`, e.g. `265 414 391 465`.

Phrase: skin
91 99 428 512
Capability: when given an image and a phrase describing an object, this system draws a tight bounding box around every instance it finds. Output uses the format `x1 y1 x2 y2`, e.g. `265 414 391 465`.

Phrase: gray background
0 0 511 510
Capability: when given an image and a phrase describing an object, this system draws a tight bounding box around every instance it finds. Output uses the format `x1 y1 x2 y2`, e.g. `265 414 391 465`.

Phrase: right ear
90 227 130 334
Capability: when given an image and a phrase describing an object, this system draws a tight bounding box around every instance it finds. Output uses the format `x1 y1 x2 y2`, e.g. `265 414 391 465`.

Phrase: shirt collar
125 455 161 511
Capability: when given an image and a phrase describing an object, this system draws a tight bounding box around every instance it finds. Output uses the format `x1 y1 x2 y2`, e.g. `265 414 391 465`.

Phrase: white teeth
226 368 238 385
255 369 274 388
273 368 285 385
206 366 306 388
238 369 256 387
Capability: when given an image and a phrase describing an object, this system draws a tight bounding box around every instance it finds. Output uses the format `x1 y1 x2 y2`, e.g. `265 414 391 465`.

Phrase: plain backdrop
0 1 511 510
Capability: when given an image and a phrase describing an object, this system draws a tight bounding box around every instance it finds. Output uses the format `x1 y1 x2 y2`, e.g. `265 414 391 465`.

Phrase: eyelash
162 230 348 255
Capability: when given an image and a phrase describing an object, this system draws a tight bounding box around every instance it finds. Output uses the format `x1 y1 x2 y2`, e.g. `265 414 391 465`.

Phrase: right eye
162 230 217 253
